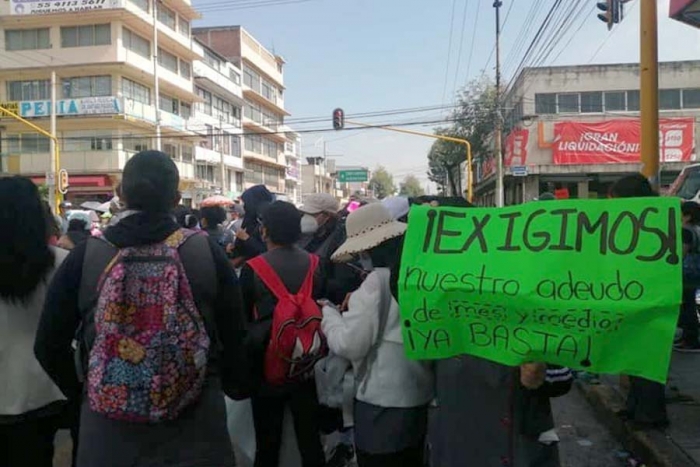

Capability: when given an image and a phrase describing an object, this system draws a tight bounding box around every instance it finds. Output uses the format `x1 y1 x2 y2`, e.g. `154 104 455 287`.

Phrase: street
54 384 626 467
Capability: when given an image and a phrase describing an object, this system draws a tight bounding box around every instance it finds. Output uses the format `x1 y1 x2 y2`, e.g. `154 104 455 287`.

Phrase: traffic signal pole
639 0 659 191
344 119 474 202
0 104 62 212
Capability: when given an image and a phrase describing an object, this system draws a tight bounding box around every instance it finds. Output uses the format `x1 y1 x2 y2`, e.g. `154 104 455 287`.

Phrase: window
245 161 263 184
179 59 191 79
63 76 111 98
7 79 50 100
5 28 50 51
180 102 192 119
178 18 190 37
157 4 176 30
182 144 193 162
203 49 222 71
196 87 212 115
231 135 241 158
557 93 579 113
660 89 681 110
627 90 640 111
683 89 700 109
129 0 148 12
163 142 178 159
61 24 111 48
230 70 241 85
64 131 114 151
20 134 50 153
123 28 150 58
159 94 179 115
243 65 260 91
123 136 149 152
580 92 602 113
6 135 20 154
604 91 626 111
535 93 556 114
261 80 276 103
121 78 150 105
158 48 178 73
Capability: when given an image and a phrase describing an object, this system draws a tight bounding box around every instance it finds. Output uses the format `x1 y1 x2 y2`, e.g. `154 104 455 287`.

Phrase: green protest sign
398 198 682 383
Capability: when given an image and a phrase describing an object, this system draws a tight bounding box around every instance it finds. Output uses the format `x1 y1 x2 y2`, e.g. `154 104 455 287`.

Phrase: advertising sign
504 129 530 166
552 118 695 165
19 97 121 118
399 199 682 383
10 0 123 15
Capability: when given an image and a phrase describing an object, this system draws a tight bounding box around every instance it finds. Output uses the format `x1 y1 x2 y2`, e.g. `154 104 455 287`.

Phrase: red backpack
248 254 327 385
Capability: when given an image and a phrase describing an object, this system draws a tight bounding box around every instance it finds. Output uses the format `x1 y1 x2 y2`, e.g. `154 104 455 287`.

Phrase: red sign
480 156 495 180
552 118 695 165
504 129 529 166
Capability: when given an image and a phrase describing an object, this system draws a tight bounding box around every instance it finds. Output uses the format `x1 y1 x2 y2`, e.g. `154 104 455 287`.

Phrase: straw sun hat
331 203 407 263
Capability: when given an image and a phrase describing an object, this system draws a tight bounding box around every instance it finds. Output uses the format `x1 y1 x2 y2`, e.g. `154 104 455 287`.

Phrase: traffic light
332 108 344 130
597 0 621 30
58 169 69 194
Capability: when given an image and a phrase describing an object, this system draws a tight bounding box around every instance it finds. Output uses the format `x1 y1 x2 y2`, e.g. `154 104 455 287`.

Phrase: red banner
504 129 529 166
553 118 695 165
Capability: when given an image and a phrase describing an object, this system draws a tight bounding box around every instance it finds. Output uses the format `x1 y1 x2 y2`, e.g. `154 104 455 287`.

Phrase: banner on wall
552 118 695 165
504 129 529 166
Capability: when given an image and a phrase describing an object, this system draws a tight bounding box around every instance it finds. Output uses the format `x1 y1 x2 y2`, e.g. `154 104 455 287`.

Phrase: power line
194 0 320 13
450 0 471 97
440 0 459 111
462 0 481 89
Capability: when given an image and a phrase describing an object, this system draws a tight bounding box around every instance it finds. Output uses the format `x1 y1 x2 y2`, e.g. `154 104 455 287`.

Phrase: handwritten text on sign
398 199 682 383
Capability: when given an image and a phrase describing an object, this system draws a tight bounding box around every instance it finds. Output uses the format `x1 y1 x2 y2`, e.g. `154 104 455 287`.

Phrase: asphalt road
554 386 628 467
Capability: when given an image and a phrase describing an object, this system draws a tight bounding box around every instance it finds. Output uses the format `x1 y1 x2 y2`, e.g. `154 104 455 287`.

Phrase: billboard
552 118 695 165
10 0 123 15
504 129 530 167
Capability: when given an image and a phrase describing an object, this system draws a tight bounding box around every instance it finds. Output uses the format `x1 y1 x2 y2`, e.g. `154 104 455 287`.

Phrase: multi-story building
193 26 289 195
302 157 337 199
473 61 700 205
283 128 302 204
186 39 245 203
0 0 202 203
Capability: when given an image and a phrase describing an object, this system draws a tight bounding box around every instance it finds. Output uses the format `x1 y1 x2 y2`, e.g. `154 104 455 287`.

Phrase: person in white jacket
320 203 434 467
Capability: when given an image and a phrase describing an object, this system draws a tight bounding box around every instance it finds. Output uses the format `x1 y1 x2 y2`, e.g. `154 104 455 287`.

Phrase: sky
194 0 700 191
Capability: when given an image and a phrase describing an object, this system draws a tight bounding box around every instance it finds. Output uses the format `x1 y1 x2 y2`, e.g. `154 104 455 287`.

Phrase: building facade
193 26 290 196
302 157 337 200
0 0 202 203
283 128 302 204
473 61 700 205
186 40 245 204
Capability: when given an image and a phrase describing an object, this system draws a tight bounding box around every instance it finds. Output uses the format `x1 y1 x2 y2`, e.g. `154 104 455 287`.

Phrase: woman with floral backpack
35 151 249 467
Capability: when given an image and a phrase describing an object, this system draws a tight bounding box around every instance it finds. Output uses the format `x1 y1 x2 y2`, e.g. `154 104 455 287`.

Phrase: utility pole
494 0 504 207
49 70 57 210
152 0 162 151
219 115 226 194
639 0 659 191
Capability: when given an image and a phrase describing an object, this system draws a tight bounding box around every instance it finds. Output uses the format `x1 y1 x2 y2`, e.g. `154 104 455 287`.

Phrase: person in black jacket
34 151 248 467
239 201 326 467
232 185 273 267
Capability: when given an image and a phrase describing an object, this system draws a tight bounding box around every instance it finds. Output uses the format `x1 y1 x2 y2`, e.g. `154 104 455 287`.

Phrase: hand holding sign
398 199 681 383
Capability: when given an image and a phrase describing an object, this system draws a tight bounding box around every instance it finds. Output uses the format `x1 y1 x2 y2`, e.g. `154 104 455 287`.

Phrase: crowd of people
0 150 693 467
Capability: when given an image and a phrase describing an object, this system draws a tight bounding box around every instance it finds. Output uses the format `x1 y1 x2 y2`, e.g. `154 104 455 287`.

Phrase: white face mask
300 214 319 234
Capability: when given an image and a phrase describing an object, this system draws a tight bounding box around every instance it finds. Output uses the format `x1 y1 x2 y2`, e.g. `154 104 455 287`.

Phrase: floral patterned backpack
86 229 210 423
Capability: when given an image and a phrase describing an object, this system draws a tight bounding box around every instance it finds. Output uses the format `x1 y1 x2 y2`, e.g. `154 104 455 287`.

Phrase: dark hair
121 150 179 213
609 174 657 198
200 206 226 228
261 201 301 246
367 236 404 300
682 201 700 224
0 177 55 302
68 218 87 232
410 196 472 208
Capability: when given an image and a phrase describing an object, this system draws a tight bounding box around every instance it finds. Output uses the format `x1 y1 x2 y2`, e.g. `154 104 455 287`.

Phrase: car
668 163 700 202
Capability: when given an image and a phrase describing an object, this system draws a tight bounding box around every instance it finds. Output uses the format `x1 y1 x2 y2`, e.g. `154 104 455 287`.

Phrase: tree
368 166 395 199
427 76 498 195
399 175 425 198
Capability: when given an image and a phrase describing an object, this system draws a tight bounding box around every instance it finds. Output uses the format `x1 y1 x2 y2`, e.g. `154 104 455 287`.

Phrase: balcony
193 61 243 103
11 149 129 174
194 145 243 170
122 98 186 132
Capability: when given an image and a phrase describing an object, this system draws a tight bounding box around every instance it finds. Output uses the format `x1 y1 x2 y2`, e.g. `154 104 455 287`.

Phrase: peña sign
398 199 682 383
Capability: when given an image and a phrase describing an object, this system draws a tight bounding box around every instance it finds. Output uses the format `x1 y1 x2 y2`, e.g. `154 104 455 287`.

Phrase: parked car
668 163 700 201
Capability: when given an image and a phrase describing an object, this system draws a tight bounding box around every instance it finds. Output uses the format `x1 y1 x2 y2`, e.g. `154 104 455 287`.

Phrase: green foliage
399 175 425 198
368 166 396 199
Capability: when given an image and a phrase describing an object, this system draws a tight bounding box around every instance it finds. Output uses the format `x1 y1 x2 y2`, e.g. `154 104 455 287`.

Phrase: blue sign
19 97 121 118
511 165 528 177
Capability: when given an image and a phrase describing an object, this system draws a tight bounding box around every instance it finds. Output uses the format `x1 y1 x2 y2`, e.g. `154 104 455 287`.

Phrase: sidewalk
579 352 700 467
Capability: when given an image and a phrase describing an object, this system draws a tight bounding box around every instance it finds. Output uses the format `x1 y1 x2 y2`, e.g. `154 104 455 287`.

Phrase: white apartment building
283 128 302 204
473 61 700 205
193 26 291 195
0 0 203 203
186 40 245 203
